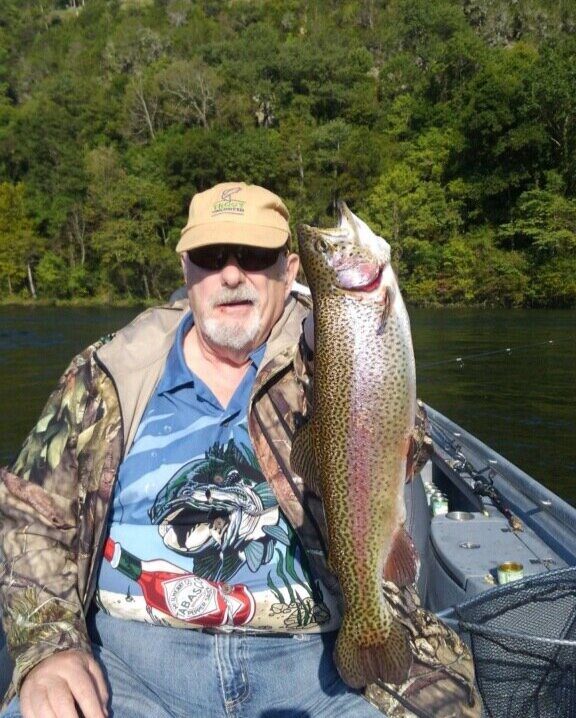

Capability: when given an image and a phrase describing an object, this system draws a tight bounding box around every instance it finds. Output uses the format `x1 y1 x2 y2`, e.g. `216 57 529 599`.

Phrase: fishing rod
291 278 571 371
419 338 570 368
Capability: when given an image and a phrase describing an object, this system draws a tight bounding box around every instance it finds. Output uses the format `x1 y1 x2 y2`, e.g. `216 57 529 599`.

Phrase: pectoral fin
245 539 265 572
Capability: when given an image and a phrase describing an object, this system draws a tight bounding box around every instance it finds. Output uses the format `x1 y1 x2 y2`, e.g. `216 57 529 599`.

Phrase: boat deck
422 404 576 613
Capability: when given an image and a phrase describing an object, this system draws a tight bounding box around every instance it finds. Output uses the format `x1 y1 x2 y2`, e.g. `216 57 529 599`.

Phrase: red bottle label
104 538 255 627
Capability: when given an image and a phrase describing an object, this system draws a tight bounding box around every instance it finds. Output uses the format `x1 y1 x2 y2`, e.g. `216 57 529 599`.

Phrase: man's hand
20 649 108 718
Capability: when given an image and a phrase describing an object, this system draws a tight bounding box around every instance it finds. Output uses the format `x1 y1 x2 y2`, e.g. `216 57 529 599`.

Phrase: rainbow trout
292 203 417 688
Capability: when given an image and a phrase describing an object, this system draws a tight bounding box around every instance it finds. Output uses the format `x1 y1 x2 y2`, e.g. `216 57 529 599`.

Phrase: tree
499 172 576 260
35 250 68 298
362 128 463 247
452 43 548 224
0 182 43 297
530 256 576 307
104 23 168 75
157 59 222 129
532 37 576 193
166 0 192 28
84 148 181 299
123 70 163 142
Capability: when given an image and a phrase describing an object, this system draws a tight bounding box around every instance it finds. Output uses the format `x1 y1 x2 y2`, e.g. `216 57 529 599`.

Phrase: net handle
454 621 576 647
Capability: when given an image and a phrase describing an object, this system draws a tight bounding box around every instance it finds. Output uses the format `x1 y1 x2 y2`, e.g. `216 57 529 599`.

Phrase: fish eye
314 236 329 253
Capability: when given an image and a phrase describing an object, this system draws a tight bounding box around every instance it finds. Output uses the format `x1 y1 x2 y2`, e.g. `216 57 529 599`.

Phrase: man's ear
180 253 188 283
284 253 300 299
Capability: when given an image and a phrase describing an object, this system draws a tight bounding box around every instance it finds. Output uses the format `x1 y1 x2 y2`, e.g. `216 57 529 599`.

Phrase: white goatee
199 285 262 353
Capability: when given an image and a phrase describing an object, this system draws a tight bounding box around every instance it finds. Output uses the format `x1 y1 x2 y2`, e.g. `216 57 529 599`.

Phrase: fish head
297 202 391 298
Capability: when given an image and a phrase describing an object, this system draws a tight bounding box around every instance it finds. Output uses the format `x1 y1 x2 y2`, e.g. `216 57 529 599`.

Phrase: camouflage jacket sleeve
0 344 107 696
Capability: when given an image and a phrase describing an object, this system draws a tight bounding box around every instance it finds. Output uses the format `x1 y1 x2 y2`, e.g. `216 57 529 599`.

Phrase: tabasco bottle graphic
103 538 255 627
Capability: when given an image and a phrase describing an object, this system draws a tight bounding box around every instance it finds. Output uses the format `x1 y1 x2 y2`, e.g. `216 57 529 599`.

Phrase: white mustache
208 286 259 309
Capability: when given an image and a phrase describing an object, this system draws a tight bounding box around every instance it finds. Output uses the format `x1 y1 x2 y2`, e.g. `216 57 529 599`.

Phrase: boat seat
426 507 570 613
404 473 431 601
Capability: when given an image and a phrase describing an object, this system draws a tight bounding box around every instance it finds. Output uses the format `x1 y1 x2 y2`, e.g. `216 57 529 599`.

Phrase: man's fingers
87 655 109 710
19 650 108 718
23 684 61 718
68 666 108 718
47 681 83 718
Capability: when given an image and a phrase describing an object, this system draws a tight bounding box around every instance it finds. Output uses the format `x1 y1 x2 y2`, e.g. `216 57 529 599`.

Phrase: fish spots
297 206 416 687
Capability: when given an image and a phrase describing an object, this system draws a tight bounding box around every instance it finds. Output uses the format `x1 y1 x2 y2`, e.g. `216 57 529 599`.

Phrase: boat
407 404 576 718
1 404 575 714
410 404 576 608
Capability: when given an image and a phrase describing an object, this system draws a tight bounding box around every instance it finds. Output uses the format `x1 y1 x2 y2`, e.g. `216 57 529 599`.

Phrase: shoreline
1 297 574 310
0 297 157 309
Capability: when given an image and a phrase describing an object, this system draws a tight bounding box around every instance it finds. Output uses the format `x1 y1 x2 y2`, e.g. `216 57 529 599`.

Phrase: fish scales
316 292 414 559
293 204 417 689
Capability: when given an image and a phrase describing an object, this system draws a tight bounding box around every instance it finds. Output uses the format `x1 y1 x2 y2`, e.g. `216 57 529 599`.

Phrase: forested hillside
1 0 575 306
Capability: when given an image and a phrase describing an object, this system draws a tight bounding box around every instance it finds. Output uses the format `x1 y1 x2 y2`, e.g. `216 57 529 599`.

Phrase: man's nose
220 254 244 285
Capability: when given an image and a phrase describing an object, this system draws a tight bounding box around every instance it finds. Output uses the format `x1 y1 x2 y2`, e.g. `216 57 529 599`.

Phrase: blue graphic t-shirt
96 313 339 633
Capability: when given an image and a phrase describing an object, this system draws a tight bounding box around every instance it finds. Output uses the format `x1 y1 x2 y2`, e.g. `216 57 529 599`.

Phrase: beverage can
497 562 524 584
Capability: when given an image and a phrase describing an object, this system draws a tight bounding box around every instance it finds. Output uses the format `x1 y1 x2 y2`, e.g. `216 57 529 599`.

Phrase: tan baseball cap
176 182 291 253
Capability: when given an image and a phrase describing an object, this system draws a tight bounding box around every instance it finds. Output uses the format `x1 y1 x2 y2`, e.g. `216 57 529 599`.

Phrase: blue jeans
2 610 383 717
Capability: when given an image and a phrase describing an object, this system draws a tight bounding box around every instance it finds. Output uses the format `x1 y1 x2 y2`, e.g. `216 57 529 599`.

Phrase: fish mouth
336 263 383 292
347 266 383 293
151 483 258 553
151 484 253 524
161 503 232 552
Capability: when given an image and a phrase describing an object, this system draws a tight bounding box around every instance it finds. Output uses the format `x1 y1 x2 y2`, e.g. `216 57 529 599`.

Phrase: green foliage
499 173 576 260
35 251 70 298
451 43 549 223
529 256 576 307
362 128 463 251
0 181 43 296
0 0 575 306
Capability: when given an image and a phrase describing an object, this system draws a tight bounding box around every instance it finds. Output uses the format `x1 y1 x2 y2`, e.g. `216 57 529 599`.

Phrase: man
1 182 386 717
0 183 473 718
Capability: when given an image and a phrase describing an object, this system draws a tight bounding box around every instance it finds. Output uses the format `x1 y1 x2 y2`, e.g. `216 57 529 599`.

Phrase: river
1 305 575 505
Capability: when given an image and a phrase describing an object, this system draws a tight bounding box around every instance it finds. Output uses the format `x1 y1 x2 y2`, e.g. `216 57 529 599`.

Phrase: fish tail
334 615 412 689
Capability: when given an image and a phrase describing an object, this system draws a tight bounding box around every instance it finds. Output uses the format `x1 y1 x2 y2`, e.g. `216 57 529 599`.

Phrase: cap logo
212 186 245 216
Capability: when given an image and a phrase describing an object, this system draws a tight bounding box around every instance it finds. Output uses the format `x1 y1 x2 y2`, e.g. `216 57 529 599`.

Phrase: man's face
181 244 300 357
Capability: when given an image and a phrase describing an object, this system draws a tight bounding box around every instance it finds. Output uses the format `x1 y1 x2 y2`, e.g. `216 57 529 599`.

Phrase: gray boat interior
1 404 575 707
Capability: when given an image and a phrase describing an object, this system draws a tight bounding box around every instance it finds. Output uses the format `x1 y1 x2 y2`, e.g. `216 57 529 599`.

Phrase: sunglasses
187 244 286 272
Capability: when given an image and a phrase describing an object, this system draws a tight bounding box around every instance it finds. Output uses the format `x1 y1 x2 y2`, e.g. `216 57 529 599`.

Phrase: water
0 306 139 465
410 308 576 506
1 305 575 505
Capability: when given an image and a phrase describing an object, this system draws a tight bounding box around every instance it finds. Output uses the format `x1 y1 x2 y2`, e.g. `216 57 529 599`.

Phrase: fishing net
440 566 576 718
